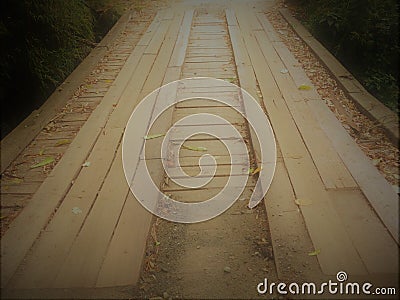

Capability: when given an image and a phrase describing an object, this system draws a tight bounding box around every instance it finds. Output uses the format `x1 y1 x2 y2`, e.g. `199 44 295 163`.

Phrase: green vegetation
292 0 399 112
0 0 121 137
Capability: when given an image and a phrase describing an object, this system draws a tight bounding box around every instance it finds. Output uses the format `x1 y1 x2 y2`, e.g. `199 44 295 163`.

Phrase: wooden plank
145 19 171 55
140 14 185 95
0 194 30 208
227 23 257 100
234 6 367 275
163 186 245 203
188 48 229 56
167 164 247 178
96 13 192 287
256 12 280 42
52 147 128 287
181 72 234 79
163 174 250 191
225 8 238 27
0 11 167 288
96 70 179 287
254 29 356 189
95 191 153 287
268 38 360 131
279 8 399 145
11 11 184 289
190 34 225 40
162 8 174 20
168 124 247 141
329 189 398 274
307 99 399 243
183 61 233 70
227 9 276 209
174 153 248 166
174 107 244 124
0 181 41 195
137 11 163 46
185 56 231 63
9 127 124 289
170 10 194 67
191 26 225 33
265 160 324 282
189 39 227 48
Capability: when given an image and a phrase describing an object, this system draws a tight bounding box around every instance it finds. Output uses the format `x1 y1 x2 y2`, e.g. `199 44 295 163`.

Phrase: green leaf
55 139 71 146
225 77 236 83
298 84 312 90
308 249 321 256
295 198 313 206
182 145 207 152
30 157 55 169
144 133 164 140
9 178 24 185
39 148 45 155
252 167 261 175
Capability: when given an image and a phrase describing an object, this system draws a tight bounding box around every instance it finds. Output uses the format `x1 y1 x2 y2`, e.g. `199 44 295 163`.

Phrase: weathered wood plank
329 189 398 274
307 99 399 243
9 127 124 289
22 12 183 289
52 148 128 287
1 11 167 288
254 29 356 189
234 6 367 275
96 11 192 287
265 159 324 282
170 10 194 67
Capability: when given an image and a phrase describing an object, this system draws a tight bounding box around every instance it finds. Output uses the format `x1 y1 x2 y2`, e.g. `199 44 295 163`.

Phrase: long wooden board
11 10 185 289
234 6 367 275
1 11 167 288
96 10 194 287
308 99 399 243
254 28 356 189
257 11 399 244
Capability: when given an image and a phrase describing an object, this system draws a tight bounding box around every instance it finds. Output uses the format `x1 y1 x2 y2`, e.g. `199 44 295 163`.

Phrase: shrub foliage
0 0 120 136
297 0 399 112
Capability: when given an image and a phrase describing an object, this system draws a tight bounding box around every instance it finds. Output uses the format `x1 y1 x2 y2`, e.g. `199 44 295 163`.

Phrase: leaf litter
266 3 399 187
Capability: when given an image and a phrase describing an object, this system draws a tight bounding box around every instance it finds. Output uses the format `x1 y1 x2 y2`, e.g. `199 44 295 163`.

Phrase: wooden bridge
1 0 398 298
